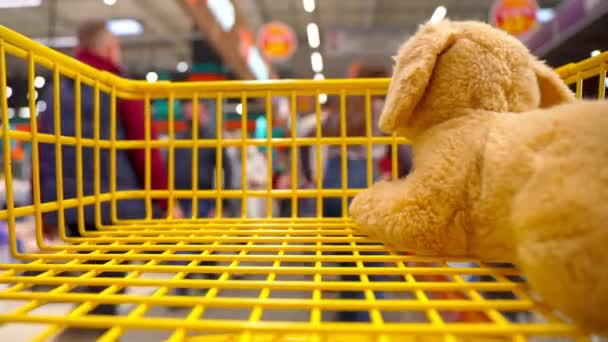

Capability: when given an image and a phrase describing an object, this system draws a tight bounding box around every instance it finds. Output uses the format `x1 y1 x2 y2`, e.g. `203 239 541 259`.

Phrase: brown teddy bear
349 19 608 333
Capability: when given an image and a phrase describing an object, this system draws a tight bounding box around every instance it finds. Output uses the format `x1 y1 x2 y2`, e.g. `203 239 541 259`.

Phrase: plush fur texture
349 19 608 333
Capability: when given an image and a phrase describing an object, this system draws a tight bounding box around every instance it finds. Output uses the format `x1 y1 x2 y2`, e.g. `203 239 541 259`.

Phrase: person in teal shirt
254 115 288 174
254 115 293 216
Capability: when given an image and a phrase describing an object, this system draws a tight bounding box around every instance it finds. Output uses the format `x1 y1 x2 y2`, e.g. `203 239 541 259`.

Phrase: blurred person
170 99 236 295
246 146 268 218
300 64 413 322
300 64 390 215
293 106 331 217
274 109 294 217
37 19 182 316
378 144 414 181
272 147 292 217
255 98 293 217
173 100 235 219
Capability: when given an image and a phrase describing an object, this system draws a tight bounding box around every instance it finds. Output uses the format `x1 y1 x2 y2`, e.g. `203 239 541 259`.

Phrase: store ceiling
245 0 565 78
0 0 564 79
1 0 192 78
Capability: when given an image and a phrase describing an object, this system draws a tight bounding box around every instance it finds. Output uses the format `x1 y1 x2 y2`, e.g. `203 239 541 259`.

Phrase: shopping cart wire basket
0 25 607 342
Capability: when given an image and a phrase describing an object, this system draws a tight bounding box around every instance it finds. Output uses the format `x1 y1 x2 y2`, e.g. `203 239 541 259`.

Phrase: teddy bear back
380 20 575 140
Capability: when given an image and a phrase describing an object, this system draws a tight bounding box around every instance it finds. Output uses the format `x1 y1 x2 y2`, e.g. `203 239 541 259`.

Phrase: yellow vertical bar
365 89 373 187
93 82 102 229
191 93 199 219
265 92 273 218
311 237 323 342
109 86 118 223
0 39 18 256
599 64 606 100
27 53 44 248
52 64 66 237
290 91 298 218
339 90 347 218
240 93 248 218
0 41 4 144
315 91 323 218
167 91 175 219
575 75 583 99
215 93 223 218
74 74 84 232
144 93 152 220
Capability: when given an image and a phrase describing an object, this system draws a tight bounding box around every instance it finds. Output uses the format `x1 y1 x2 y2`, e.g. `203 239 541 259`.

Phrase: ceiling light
313 73 324 80
207 0 236 32
319 94 328 104
248 47 270 80
146 72 158 83
107 18 143 36
235 103 243 115
7 108 15 119
303 0 315 13
103 0 117 5
34 76 45 88
18 107 31 118
537 8 555 23
176 61 189 73
17 104 41 119
591 50 601 57
429 6 447 24
35 36 78 48
27 90 38 100
306 23 320 49
36 101 47 113
5 86 12 99
0 0 41 8
311 52 323 73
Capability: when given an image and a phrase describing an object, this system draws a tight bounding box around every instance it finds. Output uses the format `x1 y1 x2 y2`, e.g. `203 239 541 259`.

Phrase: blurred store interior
1 0 606 149
0 0 607 340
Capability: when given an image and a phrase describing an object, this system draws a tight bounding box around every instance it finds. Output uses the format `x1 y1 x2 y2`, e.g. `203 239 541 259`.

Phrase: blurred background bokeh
0 0 607 340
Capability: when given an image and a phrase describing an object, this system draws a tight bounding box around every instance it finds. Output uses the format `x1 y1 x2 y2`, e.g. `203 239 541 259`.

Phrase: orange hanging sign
257 21 297 62
490 0 539 37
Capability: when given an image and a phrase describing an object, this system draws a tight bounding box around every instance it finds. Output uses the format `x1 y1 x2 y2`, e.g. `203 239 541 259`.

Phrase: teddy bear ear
532 59 576 107
379 20 457 134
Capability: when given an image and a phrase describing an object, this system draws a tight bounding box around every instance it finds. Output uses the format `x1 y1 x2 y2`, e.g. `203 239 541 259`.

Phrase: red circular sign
490 0 539 37
257 21 297 62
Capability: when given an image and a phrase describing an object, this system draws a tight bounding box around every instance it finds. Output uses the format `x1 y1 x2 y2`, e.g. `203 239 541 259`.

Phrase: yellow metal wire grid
0 25 607 342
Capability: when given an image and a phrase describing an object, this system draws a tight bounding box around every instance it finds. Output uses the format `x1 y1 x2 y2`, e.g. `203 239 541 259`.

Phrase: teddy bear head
379 19 575 138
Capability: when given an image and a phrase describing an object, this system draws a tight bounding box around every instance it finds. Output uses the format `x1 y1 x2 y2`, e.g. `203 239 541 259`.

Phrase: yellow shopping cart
0 25 606 342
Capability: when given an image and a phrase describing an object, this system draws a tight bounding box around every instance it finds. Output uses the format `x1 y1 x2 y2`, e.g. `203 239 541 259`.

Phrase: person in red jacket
77 19 182 219
37 19 182 317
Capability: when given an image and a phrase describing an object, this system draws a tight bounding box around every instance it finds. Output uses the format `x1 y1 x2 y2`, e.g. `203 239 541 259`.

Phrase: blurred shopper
170 99 235 295
270 98 292 217
245 146 268 218
272 146 292 217
378 144 414 181
173 100 235 219
301 64 389 215
254 98 292 217
295 106 330 217
300 64 413 322
37 19 182 316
